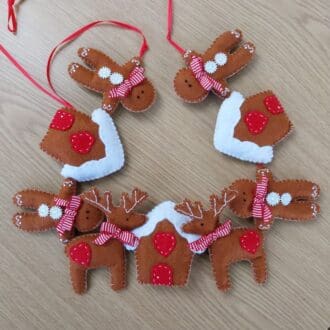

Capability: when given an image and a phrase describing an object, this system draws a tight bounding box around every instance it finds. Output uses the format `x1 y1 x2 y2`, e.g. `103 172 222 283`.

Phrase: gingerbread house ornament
40 107 124 182
214 91 293 163
126 201 200 286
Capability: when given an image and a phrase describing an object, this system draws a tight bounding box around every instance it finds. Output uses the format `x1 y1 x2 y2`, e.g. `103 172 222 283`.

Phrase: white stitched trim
61 108 125 182
213 91 274 164
124 201 201 251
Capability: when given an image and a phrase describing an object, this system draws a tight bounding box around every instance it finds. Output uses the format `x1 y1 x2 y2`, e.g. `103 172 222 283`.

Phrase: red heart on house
264 95 284 115
69 242 92 267
153 232 176 257
70 131 95 154
50 109 74 131
151 263 173 286
244 111 269 135
239 230 261 254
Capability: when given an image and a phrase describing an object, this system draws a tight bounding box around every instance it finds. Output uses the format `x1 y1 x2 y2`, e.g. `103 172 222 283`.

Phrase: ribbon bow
55 196 81 236
188 220 232 253
94 222 140 248
189 56 226 95
108 66 145 98
252 173 272 223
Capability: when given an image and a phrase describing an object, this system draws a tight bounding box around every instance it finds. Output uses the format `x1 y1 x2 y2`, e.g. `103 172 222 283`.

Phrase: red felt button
153 232 176 257
70 131 95 154
264 95 284 115
151 263 173 286
50 110 74 131
239 230 261 254
244 111 269 135
69 242 92 267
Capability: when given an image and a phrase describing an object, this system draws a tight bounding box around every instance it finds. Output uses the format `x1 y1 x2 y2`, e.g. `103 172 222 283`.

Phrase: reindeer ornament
68 48 156 114
65 187 148 294
176 189 267 291
227 167 320 230
12 178 103 243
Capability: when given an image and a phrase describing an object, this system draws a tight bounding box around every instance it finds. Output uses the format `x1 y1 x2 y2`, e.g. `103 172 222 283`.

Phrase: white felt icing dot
49 206 63 220
38 204 49 218
204 60 217 74
266 192 280 206
281 193 292 206
98 66 112 79
214 52 228 66
109 72 124 85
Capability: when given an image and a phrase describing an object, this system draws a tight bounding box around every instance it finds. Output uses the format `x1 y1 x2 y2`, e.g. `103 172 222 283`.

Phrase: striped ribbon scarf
189 56 226 94
108 66 145 98
188 220 232 253
252 174 272 223
54 196 81 236
94 222 140 247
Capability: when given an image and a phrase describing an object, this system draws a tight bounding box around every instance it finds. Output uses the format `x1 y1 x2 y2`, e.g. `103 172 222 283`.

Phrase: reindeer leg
70 262 87 294
251 253 267 284
210 248 232 291
109 255 126 291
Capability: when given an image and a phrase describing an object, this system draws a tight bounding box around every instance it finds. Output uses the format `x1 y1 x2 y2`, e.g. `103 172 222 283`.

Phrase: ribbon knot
188 220 232 253
55 196 81 236
108 66 145 99
252 173 272 224
189 56 226 95
7 0 17 33
94 222 140 248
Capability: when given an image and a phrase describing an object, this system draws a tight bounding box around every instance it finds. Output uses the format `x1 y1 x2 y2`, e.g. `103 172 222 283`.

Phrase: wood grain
0 0 329 329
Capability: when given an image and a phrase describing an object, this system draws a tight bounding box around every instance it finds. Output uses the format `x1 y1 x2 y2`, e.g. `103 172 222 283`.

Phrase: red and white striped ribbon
108 66 145 98
55 196 81 235
189 56 225 94
94 222 140 247
252 174 272 223
188 220 232 253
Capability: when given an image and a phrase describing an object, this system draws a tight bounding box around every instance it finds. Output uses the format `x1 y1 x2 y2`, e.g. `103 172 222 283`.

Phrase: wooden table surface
0 0 329 329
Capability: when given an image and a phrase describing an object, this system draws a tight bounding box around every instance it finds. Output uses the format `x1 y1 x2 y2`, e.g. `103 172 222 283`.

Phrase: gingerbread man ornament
68 48 156 114
174 30 255 103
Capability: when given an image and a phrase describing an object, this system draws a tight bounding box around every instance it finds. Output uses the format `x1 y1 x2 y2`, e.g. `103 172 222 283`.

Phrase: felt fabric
177 189 267 291
214 91 293 163
68 48 156 114
227 167 321 229
12 179 104 242
40 107 125 182
67 187 148 293
130 201 200 286
174 30 255 103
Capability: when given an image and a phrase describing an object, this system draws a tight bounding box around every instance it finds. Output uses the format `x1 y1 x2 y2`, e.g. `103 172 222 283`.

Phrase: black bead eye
141 90 145 94
200 223 204 226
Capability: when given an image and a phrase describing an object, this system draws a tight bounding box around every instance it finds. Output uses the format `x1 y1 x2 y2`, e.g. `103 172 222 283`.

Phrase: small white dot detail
214 52 228 66
204 60 217 74
49 206 63 220
38 204 49 218
109 72 124 85
98 66 111 79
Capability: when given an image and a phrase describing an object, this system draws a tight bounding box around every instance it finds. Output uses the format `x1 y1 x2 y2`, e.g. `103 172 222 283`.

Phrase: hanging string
0 44 72 107
46 20 149 98
7 0 17 33
166 0 185 55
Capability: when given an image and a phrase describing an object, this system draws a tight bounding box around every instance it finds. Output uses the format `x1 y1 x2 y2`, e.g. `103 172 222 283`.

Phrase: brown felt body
65 235 126 294
234 91 292 146
135 220 193 286
228 168 320 226
209 227 266 291
40 107 105 167
68 48 156 114
174 29 255 103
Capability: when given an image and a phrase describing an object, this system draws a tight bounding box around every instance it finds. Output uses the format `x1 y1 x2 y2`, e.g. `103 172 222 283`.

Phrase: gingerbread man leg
13 190 56 232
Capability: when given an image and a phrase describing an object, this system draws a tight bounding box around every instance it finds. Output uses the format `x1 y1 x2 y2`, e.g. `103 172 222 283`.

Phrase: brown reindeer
65 188 148 294
12 178 103 242
175 189 267 291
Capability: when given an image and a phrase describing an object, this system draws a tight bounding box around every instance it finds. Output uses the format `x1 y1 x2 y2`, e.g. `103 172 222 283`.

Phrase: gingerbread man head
68 48 156 114
174 30 255 103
